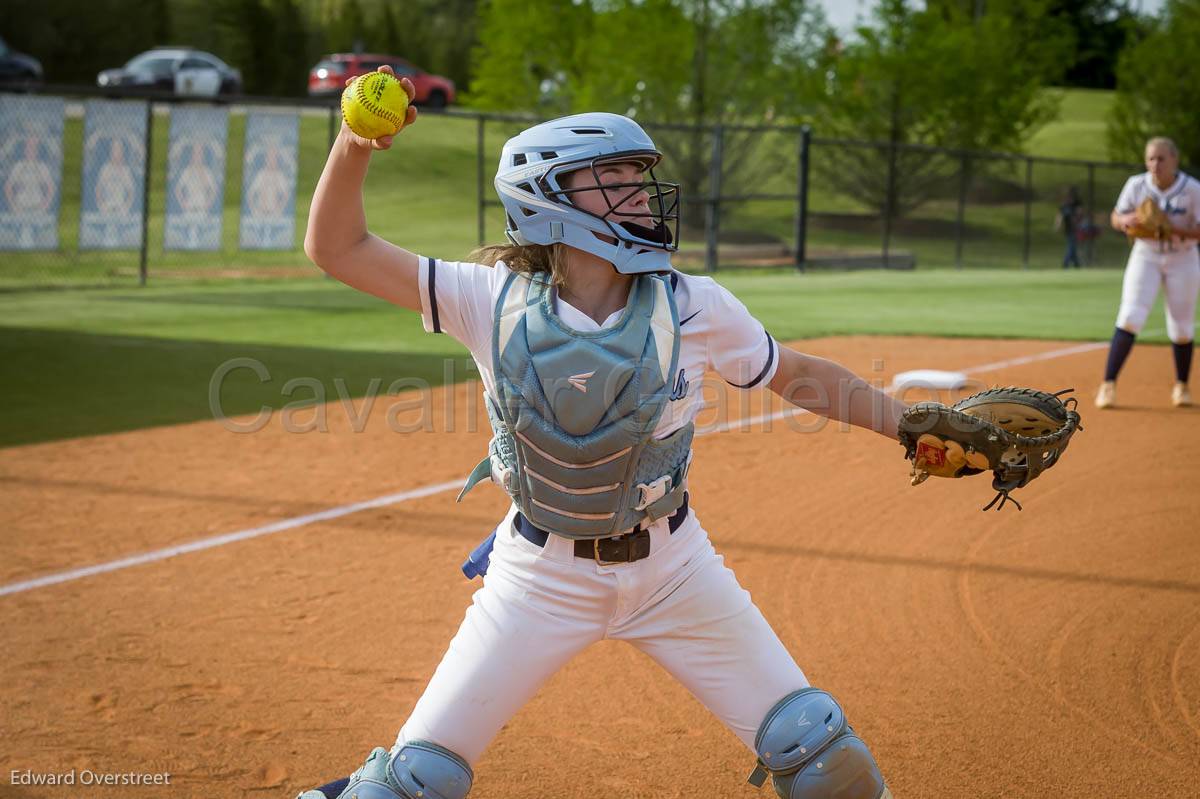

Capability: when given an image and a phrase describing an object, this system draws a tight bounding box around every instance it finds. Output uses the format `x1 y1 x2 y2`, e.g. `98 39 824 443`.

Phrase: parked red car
308 54 455 107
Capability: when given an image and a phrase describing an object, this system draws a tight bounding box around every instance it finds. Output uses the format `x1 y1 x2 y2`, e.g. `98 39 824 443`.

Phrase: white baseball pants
395 504 809 766
1116 244 1200 342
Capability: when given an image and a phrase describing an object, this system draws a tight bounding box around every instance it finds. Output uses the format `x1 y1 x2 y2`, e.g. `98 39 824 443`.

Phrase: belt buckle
593 536 623 567
592 529 650 566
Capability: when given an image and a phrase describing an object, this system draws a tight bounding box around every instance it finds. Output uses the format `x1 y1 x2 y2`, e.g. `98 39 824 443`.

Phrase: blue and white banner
79 100 147 250
239 112 299 250
164 106 228 250
0 96 64 250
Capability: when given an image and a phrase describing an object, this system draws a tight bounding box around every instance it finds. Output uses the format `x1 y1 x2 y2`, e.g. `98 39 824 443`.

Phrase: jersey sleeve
416 257 498 354
704 280 779 390
1115 176 1140 214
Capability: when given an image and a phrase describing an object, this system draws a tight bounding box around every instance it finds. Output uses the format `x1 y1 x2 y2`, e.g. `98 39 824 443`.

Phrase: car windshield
125 53 180 77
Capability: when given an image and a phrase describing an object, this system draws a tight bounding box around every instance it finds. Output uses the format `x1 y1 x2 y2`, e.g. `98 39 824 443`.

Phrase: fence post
327 105 337 151
954 152 969 270
793 125 811 272
704 125 725 273
1022 157 1033 269
477 115 486 246
882 139 898 268
138 100 154 287
1086 162 1096 267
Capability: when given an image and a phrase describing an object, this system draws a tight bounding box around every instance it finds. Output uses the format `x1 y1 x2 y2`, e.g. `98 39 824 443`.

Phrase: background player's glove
898 387 1082 511
1125 197 1173 241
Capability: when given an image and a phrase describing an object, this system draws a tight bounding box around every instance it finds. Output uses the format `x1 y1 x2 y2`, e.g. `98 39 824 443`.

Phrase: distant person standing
1095 137 1200 409
1055 186 1083 269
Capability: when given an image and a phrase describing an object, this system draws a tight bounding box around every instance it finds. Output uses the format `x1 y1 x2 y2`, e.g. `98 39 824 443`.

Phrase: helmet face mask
494 113 681 275
543 154 679 252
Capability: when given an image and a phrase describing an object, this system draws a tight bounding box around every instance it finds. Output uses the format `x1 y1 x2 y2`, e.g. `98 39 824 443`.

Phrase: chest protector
458 271 693 539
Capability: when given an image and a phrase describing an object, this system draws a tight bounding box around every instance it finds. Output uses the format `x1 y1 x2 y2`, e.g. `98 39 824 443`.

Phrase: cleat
1172 381 1192 407
1094 380 1116 409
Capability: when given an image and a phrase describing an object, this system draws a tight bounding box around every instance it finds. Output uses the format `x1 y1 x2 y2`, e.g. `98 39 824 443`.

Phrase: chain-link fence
802 136 1141 272
0 84 1147 289
478 121 1144 273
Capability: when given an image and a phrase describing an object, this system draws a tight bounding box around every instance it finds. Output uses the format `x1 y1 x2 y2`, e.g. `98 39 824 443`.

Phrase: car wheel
425 90 447 109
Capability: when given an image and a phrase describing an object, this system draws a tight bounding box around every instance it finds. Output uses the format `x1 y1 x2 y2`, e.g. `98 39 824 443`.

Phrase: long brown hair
468 242 571 287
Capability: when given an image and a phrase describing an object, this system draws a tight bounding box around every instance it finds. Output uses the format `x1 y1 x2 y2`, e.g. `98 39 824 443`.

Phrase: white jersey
415 258 780 437
1115 171 1200 255
398 260 808 769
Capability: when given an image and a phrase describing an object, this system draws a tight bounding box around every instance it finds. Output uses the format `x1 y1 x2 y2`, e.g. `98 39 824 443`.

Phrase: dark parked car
0 35 43 85
97 48 242 96
308 53 455 107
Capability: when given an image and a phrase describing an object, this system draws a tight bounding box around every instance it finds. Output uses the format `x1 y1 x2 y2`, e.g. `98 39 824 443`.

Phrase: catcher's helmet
495 112 679 275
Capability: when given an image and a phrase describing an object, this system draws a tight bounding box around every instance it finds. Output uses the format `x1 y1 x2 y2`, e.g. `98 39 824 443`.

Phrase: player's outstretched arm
768 345 907 440
304 67 422 312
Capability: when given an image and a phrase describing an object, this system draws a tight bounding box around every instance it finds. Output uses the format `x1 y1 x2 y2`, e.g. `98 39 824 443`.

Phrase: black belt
515 492 689 564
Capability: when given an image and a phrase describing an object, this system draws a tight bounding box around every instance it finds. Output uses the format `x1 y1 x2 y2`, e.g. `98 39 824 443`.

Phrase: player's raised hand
341 65 419 152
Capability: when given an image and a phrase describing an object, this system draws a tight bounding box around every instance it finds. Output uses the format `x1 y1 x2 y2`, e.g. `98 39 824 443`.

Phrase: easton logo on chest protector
456 271 695 539
568 371 595 393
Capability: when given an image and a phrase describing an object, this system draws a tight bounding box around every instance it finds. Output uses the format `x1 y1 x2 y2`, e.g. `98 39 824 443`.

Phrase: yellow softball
341 72 409 140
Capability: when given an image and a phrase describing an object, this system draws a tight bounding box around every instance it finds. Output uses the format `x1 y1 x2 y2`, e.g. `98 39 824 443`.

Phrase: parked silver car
97 48 242 96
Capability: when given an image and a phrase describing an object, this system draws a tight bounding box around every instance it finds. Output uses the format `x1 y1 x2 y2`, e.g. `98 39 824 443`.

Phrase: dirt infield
2 335 1198 799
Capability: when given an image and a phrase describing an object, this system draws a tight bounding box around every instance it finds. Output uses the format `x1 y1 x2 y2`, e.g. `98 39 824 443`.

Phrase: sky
816 0 1166 35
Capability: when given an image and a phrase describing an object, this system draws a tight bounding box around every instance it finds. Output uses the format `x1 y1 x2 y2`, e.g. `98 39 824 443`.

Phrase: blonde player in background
1096 137 1200 409
298 66 903 799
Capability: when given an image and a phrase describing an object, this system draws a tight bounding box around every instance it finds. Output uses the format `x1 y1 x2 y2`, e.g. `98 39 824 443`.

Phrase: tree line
0 0 1193 173
0 0 478 97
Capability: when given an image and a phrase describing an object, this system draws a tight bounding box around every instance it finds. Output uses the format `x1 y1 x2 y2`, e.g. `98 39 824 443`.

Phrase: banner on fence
239 112 299 250
165 106 228 250
79 100 147 250
0 96 64 250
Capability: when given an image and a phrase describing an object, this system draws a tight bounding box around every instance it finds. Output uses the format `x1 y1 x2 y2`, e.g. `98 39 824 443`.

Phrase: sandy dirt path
1 336 1197 799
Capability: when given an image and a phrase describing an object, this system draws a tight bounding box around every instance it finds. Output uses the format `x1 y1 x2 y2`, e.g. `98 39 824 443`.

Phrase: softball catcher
299 67 1078 799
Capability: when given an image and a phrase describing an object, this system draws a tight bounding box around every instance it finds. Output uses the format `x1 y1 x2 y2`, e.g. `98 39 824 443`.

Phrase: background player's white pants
1116 245 1200 342
395 505 809 766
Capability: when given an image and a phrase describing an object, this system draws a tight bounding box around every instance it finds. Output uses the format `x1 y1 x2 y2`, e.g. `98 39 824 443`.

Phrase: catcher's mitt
898 387 1082 511
1125 197 1173 242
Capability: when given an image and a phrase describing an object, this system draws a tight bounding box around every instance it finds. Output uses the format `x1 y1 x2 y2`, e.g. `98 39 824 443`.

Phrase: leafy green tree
1053 0 1146 89
0 0 171 84
470 0 831 227
212 0 274 94
814 0 1069 217
266 0 313 96
420 0 479 89
929 0 1146 89
1107 0 1200 168
326 0 370 53
469 0 594 113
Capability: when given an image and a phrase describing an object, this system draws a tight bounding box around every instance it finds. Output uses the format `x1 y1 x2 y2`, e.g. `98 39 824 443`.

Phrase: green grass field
0 269 1179 448
1027 88 1116 162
